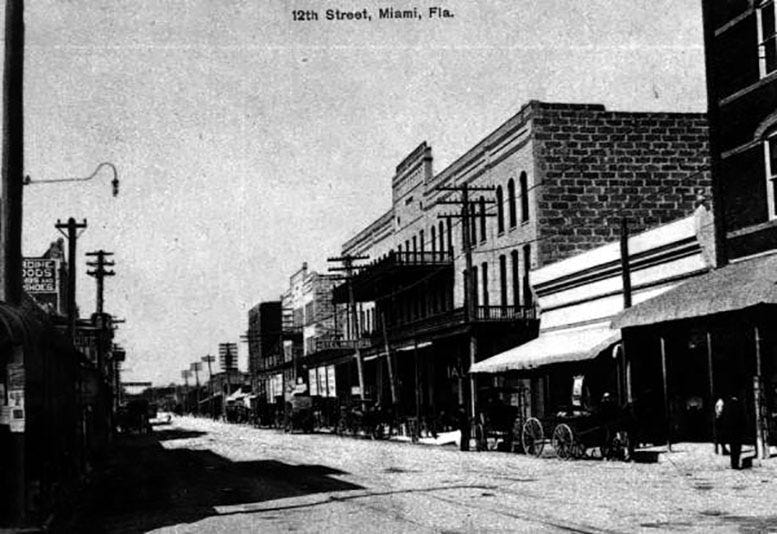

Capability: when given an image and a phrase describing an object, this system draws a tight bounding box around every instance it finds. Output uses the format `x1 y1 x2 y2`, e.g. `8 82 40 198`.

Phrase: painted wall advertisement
22 257 60 312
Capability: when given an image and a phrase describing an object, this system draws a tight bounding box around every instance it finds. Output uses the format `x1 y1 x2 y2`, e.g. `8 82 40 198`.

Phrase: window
479 196 487 242
496 185 504 233
439 221 445 252
520 171 530 223
766 129 777 218
499 255 507 307
431 226 437 256
446 219 453 252
507 178 517 227
470 202 478 244
472 266 479 307
511 250 520 306
758 0 777 77
412 235 418 261
481 262 489 307
420 230 425 255
522 244 533 307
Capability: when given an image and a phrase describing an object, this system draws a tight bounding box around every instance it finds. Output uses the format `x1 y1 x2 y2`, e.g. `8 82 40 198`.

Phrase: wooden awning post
706 331 716 452
660 336 671 452
754 325 766 460
381 313 397 406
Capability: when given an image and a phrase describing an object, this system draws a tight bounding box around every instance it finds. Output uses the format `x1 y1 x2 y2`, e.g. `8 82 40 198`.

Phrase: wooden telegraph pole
328 254 369 403
437 183 496 421
202 354 215 418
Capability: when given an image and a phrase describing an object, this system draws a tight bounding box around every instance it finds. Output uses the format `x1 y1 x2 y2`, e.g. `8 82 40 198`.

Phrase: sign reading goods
22 258 60 311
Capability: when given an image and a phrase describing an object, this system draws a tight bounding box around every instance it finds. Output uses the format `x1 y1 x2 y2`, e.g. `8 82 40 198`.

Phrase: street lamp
23 162 120 197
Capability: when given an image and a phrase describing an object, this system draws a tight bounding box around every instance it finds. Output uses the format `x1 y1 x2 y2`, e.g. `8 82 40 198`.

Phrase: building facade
334 100 710 419
703 0 777 260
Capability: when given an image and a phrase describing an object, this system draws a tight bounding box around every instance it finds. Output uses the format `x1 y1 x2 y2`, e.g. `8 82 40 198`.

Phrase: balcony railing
383 305 537 340
474 305 537 321
313 338 372 352
387 250 453 266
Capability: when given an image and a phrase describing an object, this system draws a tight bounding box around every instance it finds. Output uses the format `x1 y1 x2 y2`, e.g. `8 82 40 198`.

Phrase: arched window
511 250 519 306
420 230 425 256
472 266 479 308
507 178 517 228
499 255 507 308
446 218 453 253
469 202 477 244
496 185 504 233
481 261 489 307
479 196 487 242
520 171 530 222
439 221 445 252
431 225 437 256
522 244 533 306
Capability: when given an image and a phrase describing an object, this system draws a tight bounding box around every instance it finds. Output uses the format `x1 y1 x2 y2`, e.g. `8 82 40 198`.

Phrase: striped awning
469 324 620 374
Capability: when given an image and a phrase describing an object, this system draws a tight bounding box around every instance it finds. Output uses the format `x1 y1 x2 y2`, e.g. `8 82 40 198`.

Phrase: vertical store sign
326 365 336 397
308 368 318 396
317 367 326 397
22 258 60 312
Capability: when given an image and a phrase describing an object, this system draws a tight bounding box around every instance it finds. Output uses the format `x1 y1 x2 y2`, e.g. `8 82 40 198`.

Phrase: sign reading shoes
22 258 61 311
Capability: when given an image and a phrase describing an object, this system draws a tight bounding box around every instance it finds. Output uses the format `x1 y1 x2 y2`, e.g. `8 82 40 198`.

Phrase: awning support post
754 325 767 460
660 336 671 452
706 331 716 452
381 313 397 406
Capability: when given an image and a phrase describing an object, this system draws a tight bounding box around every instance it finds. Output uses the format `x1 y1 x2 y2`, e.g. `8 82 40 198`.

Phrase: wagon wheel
552 423 575 460
521 417 544 457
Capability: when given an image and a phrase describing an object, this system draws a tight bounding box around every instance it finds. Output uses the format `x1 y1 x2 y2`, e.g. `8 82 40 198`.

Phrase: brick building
247 300 281 395
612 1 777 459
333 100 710 419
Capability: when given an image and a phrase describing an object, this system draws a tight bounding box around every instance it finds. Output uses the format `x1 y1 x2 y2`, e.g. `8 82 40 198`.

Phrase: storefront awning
469 324 620 374
612 252 777 329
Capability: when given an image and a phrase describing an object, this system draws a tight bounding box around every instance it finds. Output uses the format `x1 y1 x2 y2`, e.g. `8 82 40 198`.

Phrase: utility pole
328 254 369 403
437 183 496 423
191 362 202 414
619 217 632 309
86 250 115 444
202 354 215 418
86 250 114 315
2 0 25 524
55 218 87 342
181 370 191 414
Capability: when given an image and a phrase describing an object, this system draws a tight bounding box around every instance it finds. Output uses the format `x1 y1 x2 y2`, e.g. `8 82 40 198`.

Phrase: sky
16 0 708 386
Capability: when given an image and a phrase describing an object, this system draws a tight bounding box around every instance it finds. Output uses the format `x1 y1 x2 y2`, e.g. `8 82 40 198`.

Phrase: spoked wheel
521 417 545 457
552 423 575 460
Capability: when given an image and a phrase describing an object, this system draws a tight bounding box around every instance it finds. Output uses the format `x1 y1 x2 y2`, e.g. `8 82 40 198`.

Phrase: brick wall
533 104 710 266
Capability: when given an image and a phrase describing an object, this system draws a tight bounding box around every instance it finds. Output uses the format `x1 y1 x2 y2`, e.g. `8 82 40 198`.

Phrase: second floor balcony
333 250 454 304
381 304 538 343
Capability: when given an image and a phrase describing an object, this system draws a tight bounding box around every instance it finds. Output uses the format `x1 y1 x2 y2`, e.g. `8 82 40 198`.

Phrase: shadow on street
56 430 363 533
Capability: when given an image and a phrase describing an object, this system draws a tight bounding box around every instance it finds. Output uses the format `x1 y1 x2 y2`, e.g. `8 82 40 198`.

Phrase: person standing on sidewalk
458 405 470 451
722 393 746 469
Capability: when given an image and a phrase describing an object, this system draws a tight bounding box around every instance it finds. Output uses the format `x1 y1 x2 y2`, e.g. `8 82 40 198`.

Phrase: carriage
473 334 637 461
